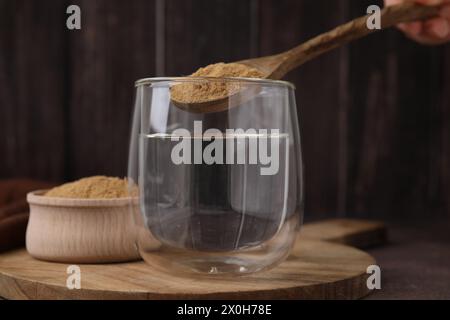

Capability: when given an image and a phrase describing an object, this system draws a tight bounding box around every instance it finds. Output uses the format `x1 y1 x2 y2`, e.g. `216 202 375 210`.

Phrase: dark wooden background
0 0 449 220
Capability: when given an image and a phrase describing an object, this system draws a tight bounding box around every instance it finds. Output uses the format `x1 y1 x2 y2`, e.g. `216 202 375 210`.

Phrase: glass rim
135 76 296 90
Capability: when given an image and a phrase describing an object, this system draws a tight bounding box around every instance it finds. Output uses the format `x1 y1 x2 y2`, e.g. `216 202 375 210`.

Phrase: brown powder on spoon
170 62 265 104
45 176 137 199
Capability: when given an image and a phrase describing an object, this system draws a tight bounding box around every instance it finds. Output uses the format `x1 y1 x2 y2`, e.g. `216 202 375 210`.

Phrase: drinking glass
128 77 304 275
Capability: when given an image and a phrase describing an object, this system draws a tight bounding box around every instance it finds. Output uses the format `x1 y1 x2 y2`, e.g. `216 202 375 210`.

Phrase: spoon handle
276 2 441 78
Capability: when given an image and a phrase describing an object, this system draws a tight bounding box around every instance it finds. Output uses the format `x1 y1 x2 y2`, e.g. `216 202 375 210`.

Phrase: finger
398 21 423 35
402 30 444 44
399 21 449 44
440 4 450 18
423 16 450 38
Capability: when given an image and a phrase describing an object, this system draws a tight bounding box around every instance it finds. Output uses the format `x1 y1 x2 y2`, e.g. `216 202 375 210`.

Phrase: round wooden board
0 239 375 300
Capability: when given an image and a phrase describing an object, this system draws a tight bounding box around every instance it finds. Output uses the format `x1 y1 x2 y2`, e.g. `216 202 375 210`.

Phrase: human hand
384 0 450 44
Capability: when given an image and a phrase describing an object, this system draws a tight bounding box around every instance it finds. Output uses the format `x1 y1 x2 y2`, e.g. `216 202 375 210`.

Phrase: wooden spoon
172 2 441 113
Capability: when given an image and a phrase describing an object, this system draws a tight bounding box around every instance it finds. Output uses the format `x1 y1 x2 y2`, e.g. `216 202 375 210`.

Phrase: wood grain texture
26 191 140 263
442 46 450 216
184 2 442 114
0 0 448 220
0 232 376 300
0 0 66 181
67 0 156 179
248 2 440 80
165 0 254 76
259 0 345 218
345 0 446 219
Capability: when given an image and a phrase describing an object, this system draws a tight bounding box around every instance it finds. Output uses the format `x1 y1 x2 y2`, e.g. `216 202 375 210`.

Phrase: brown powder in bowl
170 62 265 104
45 176 137 199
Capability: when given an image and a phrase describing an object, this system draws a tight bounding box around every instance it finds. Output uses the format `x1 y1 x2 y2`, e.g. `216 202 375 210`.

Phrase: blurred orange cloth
0 179 55 252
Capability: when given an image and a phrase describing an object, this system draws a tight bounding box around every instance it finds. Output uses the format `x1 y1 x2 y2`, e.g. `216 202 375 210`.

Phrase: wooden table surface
366 218 450 299
1 218 448 300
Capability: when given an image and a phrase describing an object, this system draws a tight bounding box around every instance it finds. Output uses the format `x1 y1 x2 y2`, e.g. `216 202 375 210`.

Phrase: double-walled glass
128 77 303 276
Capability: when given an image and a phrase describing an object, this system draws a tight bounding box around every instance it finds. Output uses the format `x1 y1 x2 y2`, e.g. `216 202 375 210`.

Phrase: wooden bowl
26 190 141 263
